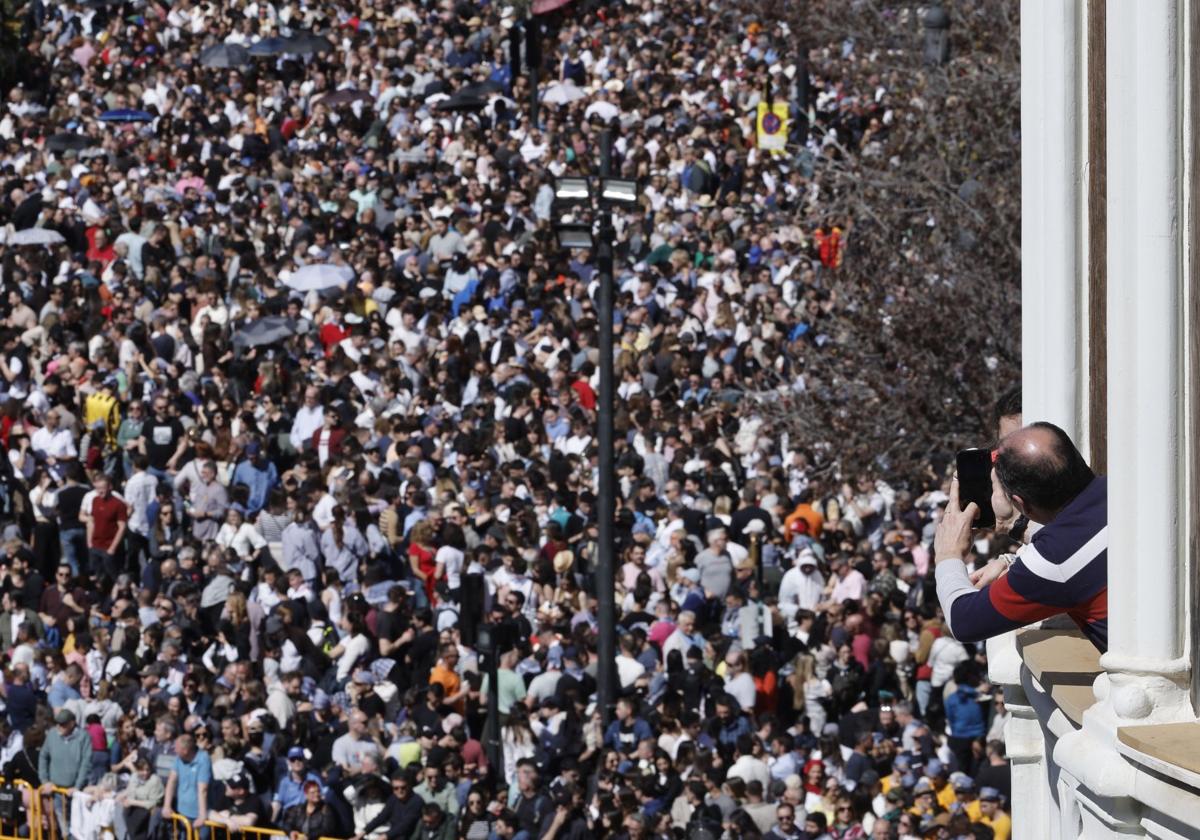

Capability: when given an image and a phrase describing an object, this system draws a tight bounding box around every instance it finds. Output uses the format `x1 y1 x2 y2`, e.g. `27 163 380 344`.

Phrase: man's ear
1010 494 1029 518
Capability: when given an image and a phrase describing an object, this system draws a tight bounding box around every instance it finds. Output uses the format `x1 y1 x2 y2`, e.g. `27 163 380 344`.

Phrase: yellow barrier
204 820 287 840
42 785 73 840
0 778 38 840
170 812 196 840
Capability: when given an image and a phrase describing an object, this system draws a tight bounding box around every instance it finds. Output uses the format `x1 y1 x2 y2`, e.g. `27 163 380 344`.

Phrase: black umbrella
99 109 155 123
459 79 504 98
315 89 373 107
199 43 251 69
249 36 291 56
231 316 308 351
435 93 488 114
10 194 43 231
284 32 335 55
46 133 94 152
420 79 449 98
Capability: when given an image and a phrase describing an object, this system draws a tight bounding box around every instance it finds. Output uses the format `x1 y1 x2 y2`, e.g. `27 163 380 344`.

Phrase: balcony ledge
1117 723 1200 791
1016 627 1103 727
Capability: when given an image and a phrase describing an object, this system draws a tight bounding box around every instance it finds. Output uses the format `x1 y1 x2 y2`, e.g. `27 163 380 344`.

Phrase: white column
1010 6 1084 839
1055 9 1191 799
1101 0 1189 699
1020 0 1082 441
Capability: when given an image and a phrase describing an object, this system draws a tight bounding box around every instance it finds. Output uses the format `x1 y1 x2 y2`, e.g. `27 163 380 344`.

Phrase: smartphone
956 448 996 529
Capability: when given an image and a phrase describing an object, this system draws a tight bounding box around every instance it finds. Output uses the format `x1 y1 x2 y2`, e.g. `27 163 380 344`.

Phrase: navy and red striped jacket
938 476 1108 652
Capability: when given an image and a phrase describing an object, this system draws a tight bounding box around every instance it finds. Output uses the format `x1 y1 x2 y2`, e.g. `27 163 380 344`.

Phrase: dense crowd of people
0 0 1015 838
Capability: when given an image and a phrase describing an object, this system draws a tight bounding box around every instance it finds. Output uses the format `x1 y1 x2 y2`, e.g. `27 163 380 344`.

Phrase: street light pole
525 15 540 126
550 132 638 729
478 622 503 776
595 128 618 728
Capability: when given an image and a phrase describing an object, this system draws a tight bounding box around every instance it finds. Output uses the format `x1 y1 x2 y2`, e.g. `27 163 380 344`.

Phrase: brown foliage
744 1 1021 481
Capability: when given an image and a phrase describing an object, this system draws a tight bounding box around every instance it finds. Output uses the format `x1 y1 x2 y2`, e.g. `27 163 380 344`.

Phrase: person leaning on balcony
932 422 1108 652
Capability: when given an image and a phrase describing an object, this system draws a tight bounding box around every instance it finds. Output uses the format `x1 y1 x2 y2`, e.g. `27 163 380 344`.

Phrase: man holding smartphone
932 422 1108 652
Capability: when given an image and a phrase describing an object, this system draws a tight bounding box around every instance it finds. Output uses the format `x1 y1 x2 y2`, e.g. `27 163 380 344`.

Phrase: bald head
1002 425 1063 467
995 422 1093 520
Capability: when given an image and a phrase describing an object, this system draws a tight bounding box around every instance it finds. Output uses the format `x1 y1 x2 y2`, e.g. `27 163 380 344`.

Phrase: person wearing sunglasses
764 803 804 840
351 771 423 840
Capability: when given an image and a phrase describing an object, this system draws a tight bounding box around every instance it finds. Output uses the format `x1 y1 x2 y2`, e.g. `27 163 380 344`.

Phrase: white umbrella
282 263 354 292
584 100 620 122
4 227 66 247
542 81 586 105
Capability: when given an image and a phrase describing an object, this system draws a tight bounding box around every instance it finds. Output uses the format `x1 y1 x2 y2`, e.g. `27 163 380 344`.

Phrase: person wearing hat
208 772 264 833
782 488 825 539
272 746 324 823
923 759 955 811
230 438 279 517
908 778 943 821
349 668 387 719
38 707 91 837
917 812 952 838
879 787 907 824
777 547 826 632
671 567 706 616
976 787 1010 840
949 774 982 821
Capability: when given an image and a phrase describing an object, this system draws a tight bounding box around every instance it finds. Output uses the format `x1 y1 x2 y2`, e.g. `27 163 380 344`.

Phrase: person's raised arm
161 769 177 820
934 478 1061 643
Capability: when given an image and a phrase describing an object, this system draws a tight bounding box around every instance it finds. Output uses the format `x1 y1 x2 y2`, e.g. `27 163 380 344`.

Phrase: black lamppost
552 130 640 728
503 4 540 126
475 621 504 776
922 2 950 66
525 15 541 127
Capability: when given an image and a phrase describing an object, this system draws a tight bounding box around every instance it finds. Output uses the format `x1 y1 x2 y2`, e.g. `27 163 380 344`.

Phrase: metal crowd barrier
0 778 37 840
204 821 287 840
42 786 72 840
169 812 196 840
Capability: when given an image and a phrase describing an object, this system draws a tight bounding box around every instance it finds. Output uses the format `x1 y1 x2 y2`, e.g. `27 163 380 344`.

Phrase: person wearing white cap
777 548 825 631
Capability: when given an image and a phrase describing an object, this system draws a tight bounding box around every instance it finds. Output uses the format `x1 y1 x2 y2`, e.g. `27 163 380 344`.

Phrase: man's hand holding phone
933 477 979 565
970 556 1012 589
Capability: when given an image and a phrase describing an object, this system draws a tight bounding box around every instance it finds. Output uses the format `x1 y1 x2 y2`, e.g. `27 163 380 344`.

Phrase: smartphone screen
956 448 996 529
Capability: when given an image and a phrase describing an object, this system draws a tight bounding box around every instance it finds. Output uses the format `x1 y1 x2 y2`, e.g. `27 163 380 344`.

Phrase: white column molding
1100 0 1190 720
1020 0 1083 440
1012 5 1085 835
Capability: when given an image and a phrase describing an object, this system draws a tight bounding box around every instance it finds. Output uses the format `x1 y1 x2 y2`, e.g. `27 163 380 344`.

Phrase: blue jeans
916 679 932 716
59 528 85 576
88 750 109 785
147 466 172 483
